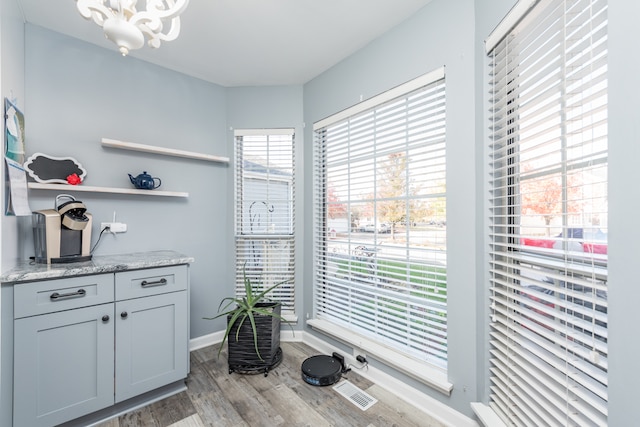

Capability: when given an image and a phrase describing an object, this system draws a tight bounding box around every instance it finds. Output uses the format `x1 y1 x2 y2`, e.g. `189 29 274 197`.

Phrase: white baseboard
189 330 223 351
190 330 478 427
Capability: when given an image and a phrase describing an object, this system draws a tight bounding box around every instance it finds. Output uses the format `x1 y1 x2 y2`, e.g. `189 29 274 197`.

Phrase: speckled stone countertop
0 250 194 284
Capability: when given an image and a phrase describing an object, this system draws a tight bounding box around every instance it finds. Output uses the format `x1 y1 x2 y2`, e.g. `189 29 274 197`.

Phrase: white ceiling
17 0 432 87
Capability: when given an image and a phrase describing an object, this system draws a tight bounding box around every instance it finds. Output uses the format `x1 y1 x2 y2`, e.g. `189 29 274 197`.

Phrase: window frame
311 68 452 394
485 0 609 425
234 128 296 316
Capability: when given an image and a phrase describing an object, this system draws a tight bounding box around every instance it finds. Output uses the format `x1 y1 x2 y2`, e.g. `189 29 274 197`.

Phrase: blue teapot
128 171 161 190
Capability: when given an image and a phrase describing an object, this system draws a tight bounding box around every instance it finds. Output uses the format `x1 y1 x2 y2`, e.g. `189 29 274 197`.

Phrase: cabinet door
13 304 115 427
115 291 188 402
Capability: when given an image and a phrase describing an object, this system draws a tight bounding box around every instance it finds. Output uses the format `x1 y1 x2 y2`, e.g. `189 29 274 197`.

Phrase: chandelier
76 0 189 56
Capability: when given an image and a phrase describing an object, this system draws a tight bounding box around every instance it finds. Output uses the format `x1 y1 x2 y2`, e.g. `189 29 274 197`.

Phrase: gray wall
22 24 230 340
606 1 640 425
18 26 306 341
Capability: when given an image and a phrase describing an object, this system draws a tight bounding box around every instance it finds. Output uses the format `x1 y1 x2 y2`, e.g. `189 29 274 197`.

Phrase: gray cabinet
14 303 116 427
13 274 115 427
8 265 189 427
115 266 189 403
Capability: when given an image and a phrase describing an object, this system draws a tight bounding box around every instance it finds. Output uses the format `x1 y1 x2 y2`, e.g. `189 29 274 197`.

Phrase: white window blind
234 129 295 314
487 0 608 425
313 70 447 369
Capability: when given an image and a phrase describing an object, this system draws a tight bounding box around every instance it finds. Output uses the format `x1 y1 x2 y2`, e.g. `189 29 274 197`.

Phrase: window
487 0 608 425
313 69 447 371
234 129 295 315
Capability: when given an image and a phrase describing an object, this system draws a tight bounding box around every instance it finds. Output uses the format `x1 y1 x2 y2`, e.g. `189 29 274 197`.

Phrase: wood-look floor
96 341 446 427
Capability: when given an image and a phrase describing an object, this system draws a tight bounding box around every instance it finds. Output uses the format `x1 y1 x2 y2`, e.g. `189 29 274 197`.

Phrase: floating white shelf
28 183 189 198
101 138 230 164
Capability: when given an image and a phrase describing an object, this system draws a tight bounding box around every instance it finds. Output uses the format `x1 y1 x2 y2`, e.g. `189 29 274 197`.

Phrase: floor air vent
332 380 378 411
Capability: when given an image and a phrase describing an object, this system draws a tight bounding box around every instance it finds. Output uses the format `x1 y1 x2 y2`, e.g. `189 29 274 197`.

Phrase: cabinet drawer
13 274 114 319
115 265 187 300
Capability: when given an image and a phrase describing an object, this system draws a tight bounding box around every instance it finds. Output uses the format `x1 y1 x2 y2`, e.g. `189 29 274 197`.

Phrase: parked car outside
358 223 390 233
521 228 607 254
518 227 608 351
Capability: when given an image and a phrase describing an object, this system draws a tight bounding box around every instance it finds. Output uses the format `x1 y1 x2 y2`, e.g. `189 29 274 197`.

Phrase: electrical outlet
101 222 127 233
110 222 127 233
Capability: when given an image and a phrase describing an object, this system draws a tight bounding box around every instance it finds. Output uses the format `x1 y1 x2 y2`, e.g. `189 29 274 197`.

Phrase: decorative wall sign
24 153 87 184
5 98 30 216
5 98 25 164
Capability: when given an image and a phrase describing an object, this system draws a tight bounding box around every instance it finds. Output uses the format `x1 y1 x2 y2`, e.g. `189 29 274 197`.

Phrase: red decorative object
66 173 82 185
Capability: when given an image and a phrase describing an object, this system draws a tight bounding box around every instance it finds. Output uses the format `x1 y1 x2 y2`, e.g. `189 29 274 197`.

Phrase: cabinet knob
102 315 110 322
121 311 128 319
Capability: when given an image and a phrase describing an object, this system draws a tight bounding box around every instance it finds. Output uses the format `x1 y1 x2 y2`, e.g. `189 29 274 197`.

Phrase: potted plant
205 266 291 376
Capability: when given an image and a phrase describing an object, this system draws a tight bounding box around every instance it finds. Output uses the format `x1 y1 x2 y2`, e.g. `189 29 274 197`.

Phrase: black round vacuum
301 355 343 386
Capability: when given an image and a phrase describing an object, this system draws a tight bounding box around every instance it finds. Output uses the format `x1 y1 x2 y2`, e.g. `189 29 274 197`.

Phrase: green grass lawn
329 255 448 361
334 257 447 304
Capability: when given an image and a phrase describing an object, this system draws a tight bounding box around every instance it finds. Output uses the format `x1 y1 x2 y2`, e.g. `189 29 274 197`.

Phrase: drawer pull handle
121 311 128 319
141 278 167 288
102 315 110 322
50 289 86 301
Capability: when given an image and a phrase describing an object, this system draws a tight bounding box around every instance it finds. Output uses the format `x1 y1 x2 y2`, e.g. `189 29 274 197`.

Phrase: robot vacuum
301 354 344 386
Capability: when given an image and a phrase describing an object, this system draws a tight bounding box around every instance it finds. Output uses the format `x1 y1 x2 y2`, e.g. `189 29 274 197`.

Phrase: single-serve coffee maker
33 194 93 264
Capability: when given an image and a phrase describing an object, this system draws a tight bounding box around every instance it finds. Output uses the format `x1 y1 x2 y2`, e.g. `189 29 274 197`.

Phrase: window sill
470 403 507 427
307 318 453 396
282 313 298 324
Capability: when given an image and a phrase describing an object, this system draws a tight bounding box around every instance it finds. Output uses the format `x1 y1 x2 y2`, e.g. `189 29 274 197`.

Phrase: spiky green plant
205 266 291 360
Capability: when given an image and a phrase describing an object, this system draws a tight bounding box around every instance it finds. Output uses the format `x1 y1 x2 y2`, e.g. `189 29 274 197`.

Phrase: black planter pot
227 302 282 376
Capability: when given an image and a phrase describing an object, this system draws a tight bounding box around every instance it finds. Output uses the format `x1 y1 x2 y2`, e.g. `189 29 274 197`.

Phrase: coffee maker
33 194 93 264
